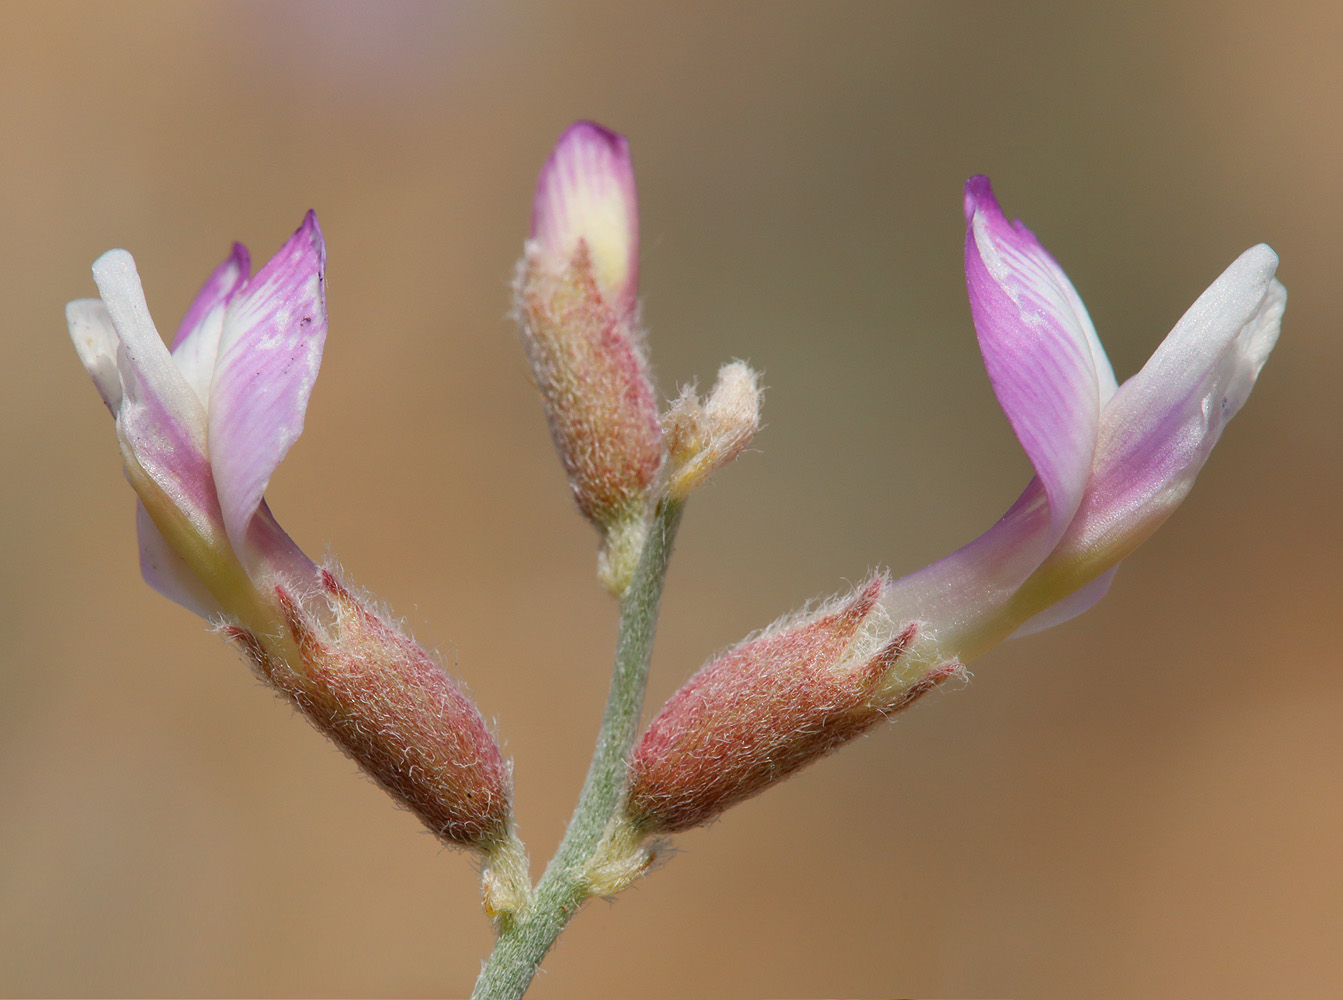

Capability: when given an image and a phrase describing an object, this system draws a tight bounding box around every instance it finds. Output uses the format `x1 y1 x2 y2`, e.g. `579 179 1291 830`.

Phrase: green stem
470 498 684 1000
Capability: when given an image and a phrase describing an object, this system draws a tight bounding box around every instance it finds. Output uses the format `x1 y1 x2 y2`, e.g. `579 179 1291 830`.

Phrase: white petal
67 298 122 413
91 250 207 440
1058 246 1283 566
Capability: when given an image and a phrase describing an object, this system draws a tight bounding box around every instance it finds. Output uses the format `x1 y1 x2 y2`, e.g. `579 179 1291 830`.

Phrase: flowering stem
470 497 684 1000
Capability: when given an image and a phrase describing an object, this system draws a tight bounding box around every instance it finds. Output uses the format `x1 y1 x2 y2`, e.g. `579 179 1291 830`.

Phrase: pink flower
878 177 1285 664
621 177 1284 839
67 217 522 876
68 216 325 621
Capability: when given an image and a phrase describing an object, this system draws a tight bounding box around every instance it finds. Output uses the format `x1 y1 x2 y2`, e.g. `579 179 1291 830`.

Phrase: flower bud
662 361 762 499
515 121 663 594
624 576 961 837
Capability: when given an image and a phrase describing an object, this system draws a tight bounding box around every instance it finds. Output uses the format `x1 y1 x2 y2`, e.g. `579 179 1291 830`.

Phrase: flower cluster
69 122 1282 934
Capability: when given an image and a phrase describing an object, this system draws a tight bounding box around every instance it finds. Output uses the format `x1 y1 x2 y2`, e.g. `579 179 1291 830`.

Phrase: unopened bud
624 575 963 837
226 568 530 912
516 122 662 594
663 361 762 499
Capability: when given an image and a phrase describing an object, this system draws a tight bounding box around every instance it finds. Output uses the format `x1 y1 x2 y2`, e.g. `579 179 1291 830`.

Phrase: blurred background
2 2 1340 997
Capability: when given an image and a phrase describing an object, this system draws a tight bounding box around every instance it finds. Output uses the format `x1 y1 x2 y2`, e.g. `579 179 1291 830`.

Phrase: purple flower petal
531 121 639 311
171 242 251 409
1050 245 1284 570
208 211 327 557
964 176 1116 549
136 501 224 620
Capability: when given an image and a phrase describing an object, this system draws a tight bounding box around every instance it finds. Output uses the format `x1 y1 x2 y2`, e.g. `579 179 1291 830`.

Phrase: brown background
3 3 1340 997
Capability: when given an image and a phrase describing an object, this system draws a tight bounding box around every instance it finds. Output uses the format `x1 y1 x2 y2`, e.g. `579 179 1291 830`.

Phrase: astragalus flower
68 217 326 626
616 176 1284 845
68 216 526 902
877 177 1285 672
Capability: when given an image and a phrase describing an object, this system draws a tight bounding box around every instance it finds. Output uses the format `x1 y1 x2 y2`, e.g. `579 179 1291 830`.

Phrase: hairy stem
470 498 683 1000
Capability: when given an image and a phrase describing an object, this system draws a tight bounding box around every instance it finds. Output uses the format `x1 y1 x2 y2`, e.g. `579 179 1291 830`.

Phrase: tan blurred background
2 2 1340 997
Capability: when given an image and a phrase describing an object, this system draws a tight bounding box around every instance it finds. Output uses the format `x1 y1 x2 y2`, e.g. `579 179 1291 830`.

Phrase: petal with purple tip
531 121 639 311
964 177 1115 547
172 242 251 409
208 211 327 557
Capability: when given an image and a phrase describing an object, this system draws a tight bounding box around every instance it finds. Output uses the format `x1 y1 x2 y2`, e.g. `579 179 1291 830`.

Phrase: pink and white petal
172 242 251 351
208 211 327 556
136 501 224 620
532 121 639 311
1053 246 1283 568
964 177 1113 543
67 298 123 413
243 499 320 590
880 477 1058 661
92 250 206 436
1009 565 1119 639
171 242 251 409
92 251 220 536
